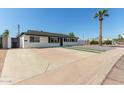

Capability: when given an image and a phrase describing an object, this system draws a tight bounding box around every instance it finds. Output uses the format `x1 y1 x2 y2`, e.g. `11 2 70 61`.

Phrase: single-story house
17 30 79 48
0 30 80 48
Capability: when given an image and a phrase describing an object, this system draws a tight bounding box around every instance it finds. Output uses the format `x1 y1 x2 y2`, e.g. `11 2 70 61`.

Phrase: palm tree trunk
99 20 102 46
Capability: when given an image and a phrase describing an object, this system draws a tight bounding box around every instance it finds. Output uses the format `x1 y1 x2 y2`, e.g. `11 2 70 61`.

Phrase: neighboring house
18 30 79 48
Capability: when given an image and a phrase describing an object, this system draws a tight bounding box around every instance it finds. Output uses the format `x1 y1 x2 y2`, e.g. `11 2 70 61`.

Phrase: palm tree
94 9 109 46
68 32 75 37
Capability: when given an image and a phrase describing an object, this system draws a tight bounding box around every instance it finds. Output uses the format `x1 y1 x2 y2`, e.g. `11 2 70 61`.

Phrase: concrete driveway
0 48 96 84
17 48 124 85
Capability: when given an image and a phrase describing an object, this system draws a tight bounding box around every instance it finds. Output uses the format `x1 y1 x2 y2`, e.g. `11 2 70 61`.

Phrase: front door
60 38 63 46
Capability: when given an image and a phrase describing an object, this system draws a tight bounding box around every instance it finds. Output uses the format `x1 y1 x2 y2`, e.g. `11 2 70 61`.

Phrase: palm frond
94 12 99 18
98 10 102 16
94 9 109 18
104 14 109 16
102 9 108 14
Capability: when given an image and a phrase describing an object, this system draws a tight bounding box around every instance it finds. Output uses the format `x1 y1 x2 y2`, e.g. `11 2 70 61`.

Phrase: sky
0 8 124 40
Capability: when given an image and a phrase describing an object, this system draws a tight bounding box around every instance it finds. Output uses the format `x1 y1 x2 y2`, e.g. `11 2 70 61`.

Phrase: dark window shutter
58 37 59 42
64 38 65 42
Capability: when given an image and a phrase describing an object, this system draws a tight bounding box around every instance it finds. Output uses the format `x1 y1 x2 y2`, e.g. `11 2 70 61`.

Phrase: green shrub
103 40 112 45
90 40 98 45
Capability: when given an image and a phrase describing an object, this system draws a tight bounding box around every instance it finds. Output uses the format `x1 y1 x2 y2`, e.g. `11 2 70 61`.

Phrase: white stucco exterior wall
20 35 79 48
20 35 60 48
63 42 78 46
20 35 25 48
7 37 11 48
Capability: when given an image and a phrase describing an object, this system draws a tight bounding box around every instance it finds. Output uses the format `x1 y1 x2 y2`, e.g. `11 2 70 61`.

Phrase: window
64 38 78 42
64 38 70 42
30 36 40 43
48 37 59 43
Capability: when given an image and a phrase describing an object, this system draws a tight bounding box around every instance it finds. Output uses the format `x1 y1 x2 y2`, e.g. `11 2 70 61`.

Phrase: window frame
30 36 40 43
48 37 59 43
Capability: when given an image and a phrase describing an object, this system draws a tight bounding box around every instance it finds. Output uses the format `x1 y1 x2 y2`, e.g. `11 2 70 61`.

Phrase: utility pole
17 24 20 47
17 24 20 36
83 33 85 45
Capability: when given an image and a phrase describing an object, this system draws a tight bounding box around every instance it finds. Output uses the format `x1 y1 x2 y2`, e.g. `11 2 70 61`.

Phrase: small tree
103 39 112 45
90 39 98 45
2 30 9 38
68 32 75 37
